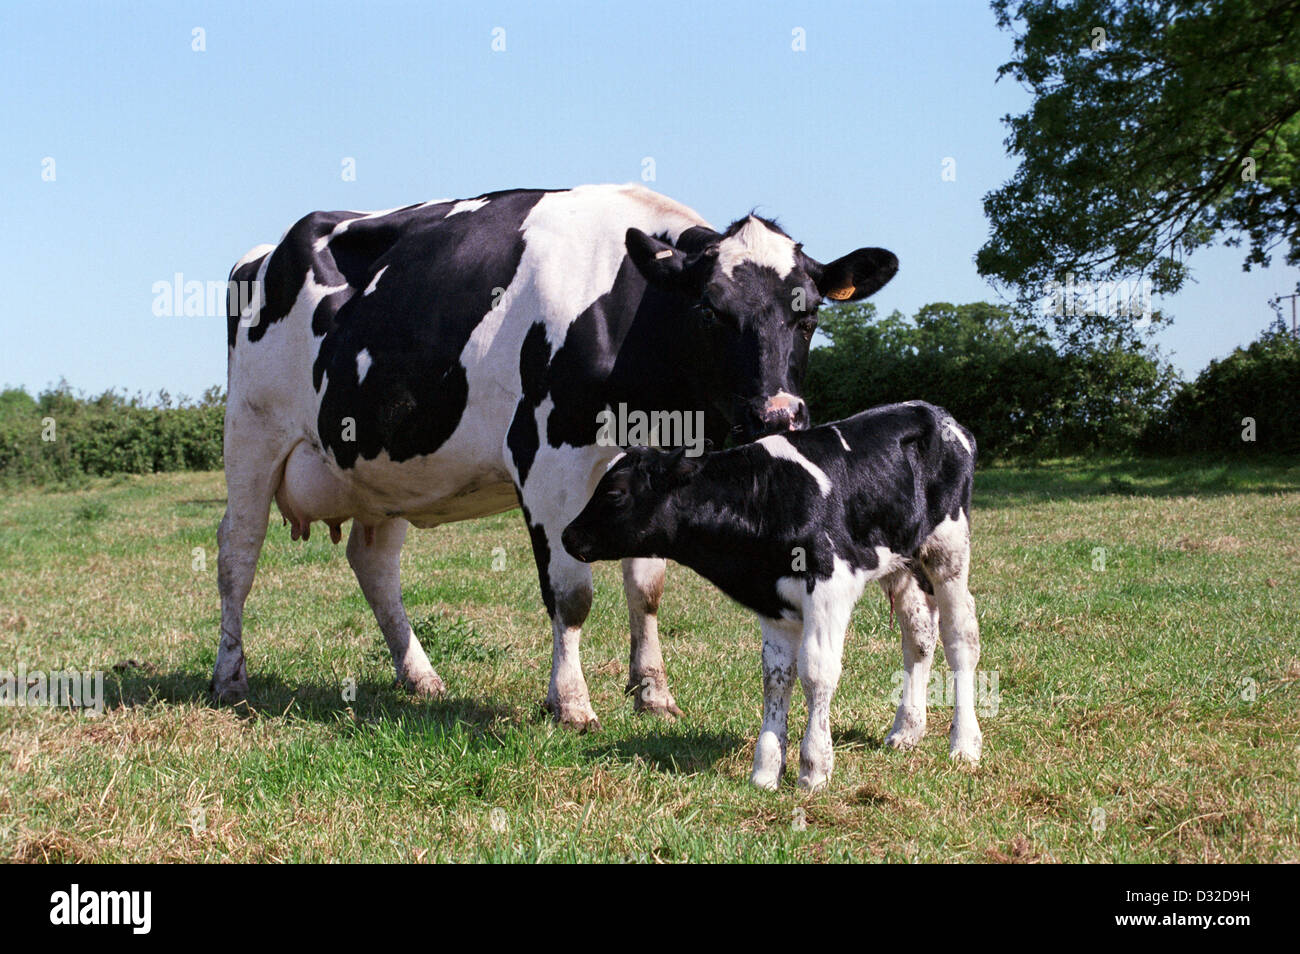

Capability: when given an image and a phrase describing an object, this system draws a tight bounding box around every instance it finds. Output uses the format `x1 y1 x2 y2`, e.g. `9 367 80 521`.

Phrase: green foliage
1145 321 1300 454
980 0 1300 322
0 381 225 486
803 301 1179 459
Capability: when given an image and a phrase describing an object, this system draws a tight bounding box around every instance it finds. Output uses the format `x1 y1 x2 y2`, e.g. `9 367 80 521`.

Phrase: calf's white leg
751 618 800 789
883 572 939 751
795 563 863 790
346 518 444 697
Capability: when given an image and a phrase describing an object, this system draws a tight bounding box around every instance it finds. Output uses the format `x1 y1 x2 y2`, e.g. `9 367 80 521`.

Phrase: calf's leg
622 557 682 717
346 518 444 697
883 572 939 751
796 572 861 790
922 514 982 762
751 618 800 789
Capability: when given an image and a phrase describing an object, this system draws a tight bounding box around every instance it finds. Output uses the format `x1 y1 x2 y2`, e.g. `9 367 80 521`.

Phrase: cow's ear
626 228 715 296
812 248 899 302
626 228 687 286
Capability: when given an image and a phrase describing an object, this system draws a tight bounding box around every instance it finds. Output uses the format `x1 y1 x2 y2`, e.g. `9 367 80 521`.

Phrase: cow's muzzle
740 392 810 439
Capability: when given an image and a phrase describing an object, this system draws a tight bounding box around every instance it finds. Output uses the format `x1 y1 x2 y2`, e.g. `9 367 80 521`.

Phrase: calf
561 401 981 790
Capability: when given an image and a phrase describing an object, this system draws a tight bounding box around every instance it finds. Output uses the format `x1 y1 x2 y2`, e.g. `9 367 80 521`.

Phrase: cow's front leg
346 518 445 697
622 557 682 717
751 618 800 789
521 506 600 731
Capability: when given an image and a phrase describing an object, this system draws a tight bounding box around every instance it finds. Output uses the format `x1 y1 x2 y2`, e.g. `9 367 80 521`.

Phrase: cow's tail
225 245 275 381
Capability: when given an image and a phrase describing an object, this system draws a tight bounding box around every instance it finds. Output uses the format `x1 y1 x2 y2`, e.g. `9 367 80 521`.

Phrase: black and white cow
216 184 898 728
561 401 980 789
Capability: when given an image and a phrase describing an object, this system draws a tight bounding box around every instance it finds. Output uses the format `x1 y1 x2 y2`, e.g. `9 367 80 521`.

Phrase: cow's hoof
404 671 447 699
209 678 248 705
631 686 686 717
627 674 684 719
543 697 602 733
750 770 781 791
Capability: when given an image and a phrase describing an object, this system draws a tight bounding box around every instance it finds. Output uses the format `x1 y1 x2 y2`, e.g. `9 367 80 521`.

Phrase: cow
561 401 980 789
215 183 898 729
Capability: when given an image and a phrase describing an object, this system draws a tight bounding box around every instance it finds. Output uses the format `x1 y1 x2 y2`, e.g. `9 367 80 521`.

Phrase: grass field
1 458 1297 863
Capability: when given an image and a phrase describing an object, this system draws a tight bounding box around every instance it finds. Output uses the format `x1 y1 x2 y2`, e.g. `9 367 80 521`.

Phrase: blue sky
0 0 1290 398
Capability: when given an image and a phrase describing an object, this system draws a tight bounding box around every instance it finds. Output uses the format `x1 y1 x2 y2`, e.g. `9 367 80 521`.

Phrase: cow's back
225 184 709 526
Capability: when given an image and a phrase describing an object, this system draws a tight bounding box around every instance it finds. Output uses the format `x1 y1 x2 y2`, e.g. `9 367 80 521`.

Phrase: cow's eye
797 318 817 341
606 487 630 506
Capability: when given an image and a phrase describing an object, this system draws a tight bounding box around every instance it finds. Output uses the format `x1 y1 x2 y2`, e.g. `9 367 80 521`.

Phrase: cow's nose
762 392 809 431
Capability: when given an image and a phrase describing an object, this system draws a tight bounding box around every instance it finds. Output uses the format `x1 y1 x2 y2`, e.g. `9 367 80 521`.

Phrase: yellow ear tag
654 249 675 260
827 285 855 300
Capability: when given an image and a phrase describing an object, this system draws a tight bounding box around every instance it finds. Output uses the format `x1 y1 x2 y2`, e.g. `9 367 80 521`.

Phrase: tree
978 0 1300 328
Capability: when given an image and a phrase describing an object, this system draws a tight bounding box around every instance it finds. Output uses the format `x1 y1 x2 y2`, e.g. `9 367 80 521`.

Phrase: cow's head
626 216 897 441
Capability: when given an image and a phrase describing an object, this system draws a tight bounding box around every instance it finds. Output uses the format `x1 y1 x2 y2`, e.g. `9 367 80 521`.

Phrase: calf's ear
650 446 703 491
811 247 899 301
626 228 712 295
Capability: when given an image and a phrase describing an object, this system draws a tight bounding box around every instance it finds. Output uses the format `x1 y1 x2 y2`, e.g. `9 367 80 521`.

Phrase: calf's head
626 216 898 441
561 447 700 564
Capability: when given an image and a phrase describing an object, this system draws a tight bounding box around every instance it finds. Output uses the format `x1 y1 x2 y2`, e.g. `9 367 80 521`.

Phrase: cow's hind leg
622 557 682 717
213 433 286 702
346 518 445 697
882 571 939 751
921 514 982 762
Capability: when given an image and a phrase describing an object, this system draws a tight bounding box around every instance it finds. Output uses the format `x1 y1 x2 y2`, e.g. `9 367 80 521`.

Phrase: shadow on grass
103 668 515 736
976 456 1300 505
586 726 744 775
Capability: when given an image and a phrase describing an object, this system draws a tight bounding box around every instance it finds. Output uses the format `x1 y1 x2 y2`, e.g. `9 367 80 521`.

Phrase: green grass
1 457 1297 862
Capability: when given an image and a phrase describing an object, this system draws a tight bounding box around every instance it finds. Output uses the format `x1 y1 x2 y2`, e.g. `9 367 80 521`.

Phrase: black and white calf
562 401 981 789
216 184 898 728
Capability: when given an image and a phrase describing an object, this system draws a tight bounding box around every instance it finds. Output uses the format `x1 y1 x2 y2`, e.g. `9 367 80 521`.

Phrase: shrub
802 301 1179 459
1144 321 1300 455
0 382 225 486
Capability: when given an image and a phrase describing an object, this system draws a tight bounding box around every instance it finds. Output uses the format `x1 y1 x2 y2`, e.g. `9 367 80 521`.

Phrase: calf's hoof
751 736 786 790
884 708 926 751
403 670 447 699
948 730 982 764
796 770 830 792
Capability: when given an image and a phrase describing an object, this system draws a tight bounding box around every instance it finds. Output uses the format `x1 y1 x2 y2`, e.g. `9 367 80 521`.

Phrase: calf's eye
797 319 817 341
